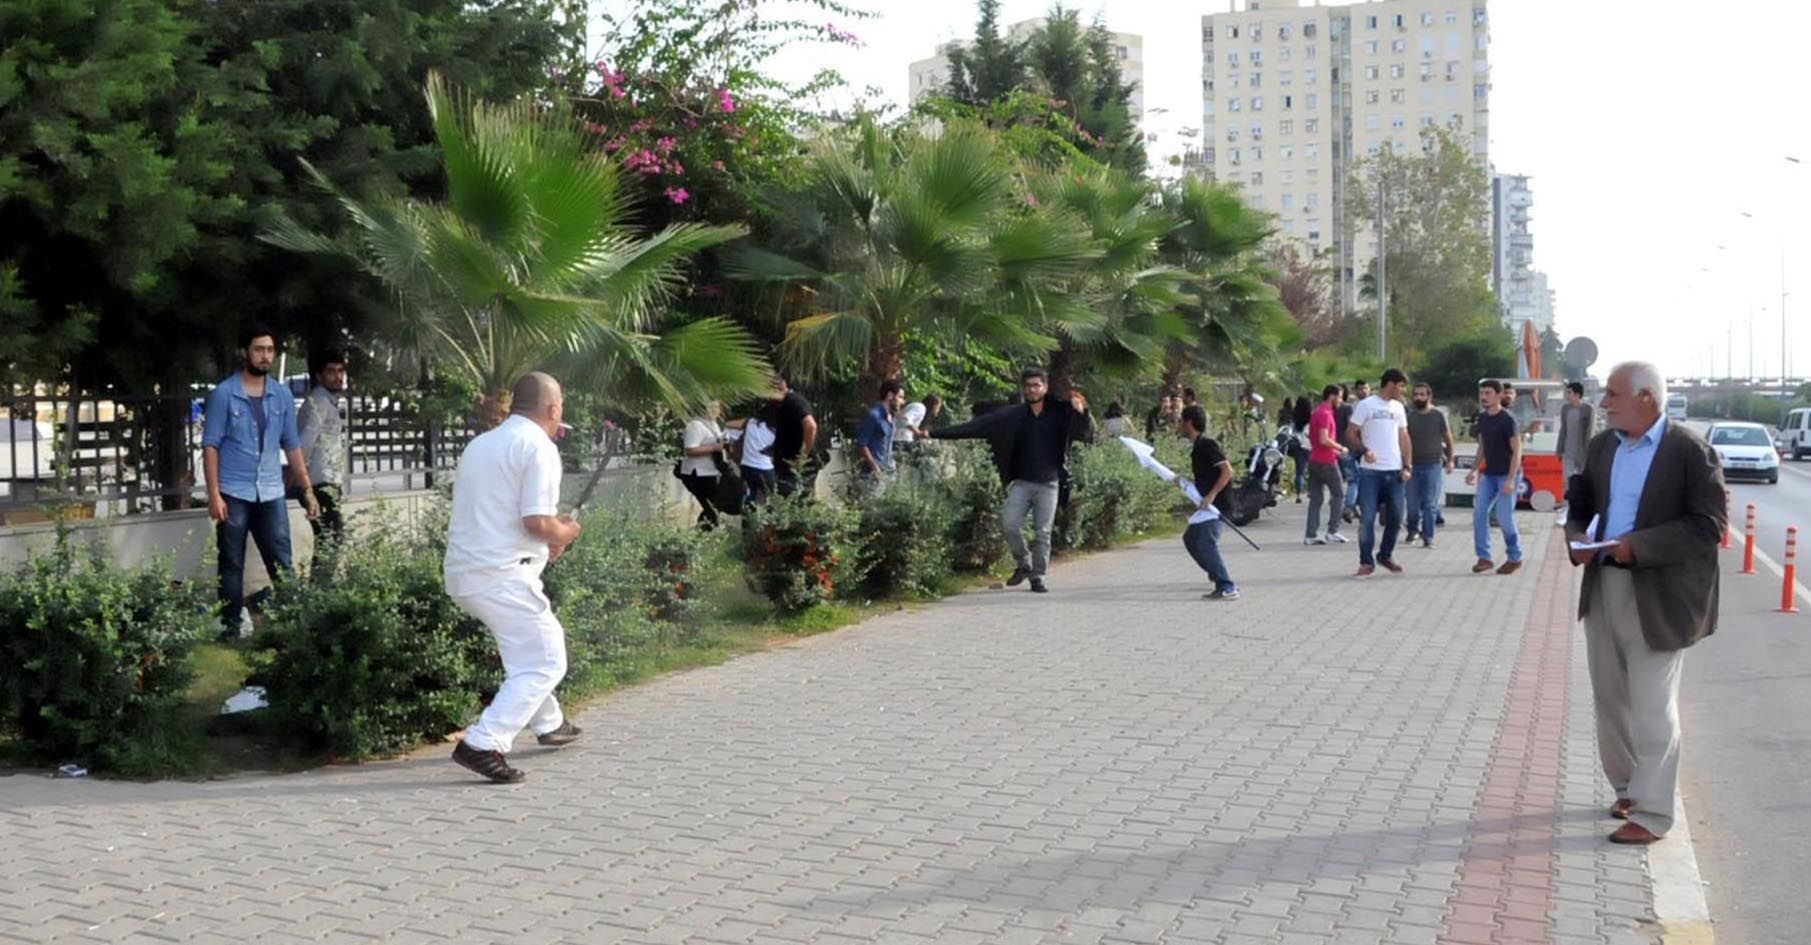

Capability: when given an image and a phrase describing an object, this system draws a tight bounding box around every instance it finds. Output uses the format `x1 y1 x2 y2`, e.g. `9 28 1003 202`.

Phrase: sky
751 0 1811 385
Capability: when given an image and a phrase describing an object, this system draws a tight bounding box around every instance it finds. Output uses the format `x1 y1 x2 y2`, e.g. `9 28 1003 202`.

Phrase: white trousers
452 571 568 753
1583 568 1686 835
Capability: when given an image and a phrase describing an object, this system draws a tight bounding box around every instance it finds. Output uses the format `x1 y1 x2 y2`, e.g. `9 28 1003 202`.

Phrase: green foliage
740 493 850 615
847 484 955 599
1416 329 1516 403
0 532 210 771
265 73 768 427
1346 126 1500 364
1055 439 1186 551
944 0 1027 107
1158 177 1295 387
936 444 1010 573
252 518 497 759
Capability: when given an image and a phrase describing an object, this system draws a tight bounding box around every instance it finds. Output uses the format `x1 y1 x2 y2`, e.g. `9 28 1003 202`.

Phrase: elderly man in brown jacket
1564 361 1725 844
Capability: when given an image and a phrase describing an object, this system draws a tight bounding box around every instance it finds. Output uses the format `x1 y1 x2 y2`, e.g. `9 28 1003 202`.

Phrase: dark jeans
291 483 343 575
741 465 775 507
1356 468 1406 567
1183 519 1235 592
1305 460 1345 538
1291 447 1308 494
1403 463 1443 541
679 472 721 529
1339 453 1360 511
218 495 293 630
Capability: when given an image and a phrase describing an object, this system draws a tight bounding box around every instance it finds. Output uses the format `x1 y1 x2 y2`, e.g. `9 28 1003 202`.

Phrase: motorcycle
1216 425 1291 526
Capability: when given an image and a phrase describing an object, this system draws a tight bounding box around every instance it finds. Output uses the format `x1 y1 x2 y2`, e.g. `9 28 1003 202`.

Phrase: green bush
1057 440 1187 550
0 533 210 771
936 444 1009 573
251 518 498 759
847 483 955 599
740 493 849 615
543 502 728 685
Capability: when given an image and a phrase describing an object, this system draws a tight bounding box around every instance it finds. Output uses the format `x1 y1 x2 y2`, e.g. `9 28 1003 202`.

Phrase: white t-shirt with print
444 414 563 597
893 402 926 444
739 418 776 471
1350 394 1409 471
680 418 723 477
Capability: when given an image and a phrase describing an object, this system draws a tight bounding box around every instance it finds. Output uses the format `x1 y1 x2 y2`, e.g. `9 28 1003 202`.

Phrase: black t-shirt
1334 404 1354 449
1190 435 1229 496
771 390 814 460
1475 410 1518 476
1009 405 1069 484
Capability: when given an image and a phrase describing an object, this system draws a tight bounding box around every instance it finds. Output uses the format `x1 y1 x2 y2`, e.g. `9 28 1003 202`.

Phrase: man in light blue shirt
202 324 318 637
1598 413 1665 544
854 379 904 491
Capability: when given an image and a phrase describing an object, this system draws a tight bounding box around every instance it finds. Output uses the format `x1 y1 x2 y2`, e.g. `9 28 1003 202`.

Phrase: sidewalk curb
1651 793 1715 945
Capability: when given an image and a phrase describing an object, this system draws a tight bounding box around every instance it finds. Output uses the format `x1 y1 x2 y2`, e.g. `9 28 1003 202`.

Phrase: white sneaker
1304 536 1327 545
1326 532 1350 544
237 610 254 638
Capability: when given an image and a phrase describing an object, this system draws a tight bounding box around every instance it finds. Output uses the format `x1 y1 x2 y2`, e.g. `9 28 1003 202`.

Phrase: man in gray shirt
1404 382 1454 548
1556 380 1594 484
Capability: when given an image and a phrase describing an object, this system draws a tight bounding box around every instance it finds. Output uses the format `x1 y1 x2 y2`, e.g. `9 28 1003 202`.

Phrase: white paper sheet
1117 436 1219 523
1568 514 1618 552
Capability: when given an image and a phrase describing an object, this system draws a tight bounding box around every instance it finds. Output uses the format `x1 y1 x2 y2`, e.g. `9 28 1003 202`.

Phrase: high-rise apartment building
1200 0 1490 308
909 19 1145 122
1493 173 1555 335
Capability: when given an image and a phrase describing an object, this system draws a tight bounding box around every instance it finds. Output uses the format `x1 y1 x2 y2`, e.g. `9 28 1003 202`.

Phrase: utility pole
1376 176 1387 361
1782 245 1791 390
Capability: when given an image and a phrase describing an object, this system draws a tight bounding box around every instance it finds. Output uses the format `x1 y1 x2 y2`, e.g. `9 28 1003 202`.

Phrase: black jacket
933 400 1094 484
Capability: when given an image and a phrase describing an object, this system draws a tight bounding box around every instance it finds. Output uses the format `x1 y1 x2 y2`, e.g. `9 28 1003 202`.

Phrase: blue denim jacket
202 374 300 503
855 402 894 474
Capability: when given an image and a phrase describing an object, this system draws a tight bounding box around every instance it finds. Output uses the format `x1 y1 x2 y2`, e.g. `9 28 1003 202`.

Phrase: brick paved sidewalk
0 504 1661 945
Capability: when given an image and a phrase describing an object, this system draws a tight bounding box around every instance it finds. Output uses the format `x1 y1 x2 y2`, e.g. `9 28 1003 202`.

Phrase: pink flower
826 23 861 44
665 187 690 205
711 159 726 171
670 162 684 175
715 88 736 113
655 136 677 154
683 117 699 129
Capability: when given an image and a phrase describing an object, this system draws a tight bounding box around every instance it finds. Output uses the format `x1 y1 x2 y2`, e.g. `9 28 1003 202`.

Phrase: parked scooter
1216 425 1290 525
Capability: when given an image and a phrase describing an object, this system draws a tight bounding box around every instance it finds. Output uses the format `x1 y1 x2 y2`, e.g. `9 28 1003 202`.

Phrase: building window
1279 24 1292 40
1306 43 1318 59
1392 38 1406 53
1365 65 1380 79
1392 13 1405 27
1391 114 1406 128
1281 145 1294 159
1365 115 1380 130
1251 50 1263 64
1282 169 1295 183
1305 67 1318 83
1306 192 1320 208
1280 46 1292 61
1229 147 1241 165
1475 9 1487 26
1309 230 1321 242
1419 88 1435 104
1476 33 1487 51
1420 114 1436 127
1252 145 1264 160
1306 93 1318 108
1252 24 1263 41
1305 119 1319 134
1446 34 1462 54
1365 40 1379 54
1449 112 1464 127
1306 142 1319 158
1252 96 1264 111
1251 123 1263 139
1228 25 1239 39
1365 90 1380 104
1229 51 1239 66
1280 119 1294 133
1304 22 1317 38
1390 63 1405 78
1421 12 1435 26
1445 10 1459 25
1252 172 1264 185
1282 193 1296 210
1446 61 1459 80
1116 45 1129 60
1229 98 1242 112
1251 72 1262 88
1227 127 1239 141
1474 82 1488 101
1391 88 1405 103
1281 70 1293 85
1365 14 1378 28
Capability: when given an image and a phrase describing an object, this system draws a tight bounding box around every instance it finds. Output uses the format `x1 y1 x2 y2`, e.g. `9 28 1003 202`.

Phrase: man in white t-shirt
444 372 582 783
1345 368 1413 578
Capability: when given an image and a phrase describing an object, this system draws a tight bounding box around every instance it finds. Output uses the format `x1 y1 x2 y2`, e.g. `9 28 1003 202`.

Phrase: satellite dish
1563 337 1599 371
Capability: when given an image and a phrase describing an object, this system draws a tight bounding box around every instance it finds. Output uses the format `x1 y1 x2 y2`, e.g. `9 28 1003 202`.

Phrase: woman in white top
679 402 726 529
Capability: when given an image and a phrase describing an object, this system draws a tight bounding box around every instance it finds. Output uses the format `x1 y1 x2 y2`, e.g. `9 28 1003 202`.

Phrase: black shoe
1029 577 1048 593
1005 566 1031 587
452 740 526 783
536 721 582 747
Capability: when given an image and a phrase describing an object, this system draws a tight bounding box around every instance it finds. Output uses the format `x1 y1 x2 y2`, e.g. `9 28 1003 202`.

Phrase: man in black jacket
927 367 1093 594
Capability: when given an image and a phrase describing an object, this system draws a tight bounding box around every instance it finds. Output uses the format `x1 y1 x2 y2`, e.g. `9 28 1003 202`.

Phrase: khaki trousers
1583 568 1686 835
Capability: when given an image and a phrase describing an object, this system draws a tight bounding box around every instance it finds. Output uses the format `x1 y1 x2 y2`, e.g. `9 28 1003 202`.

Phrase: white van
1779 407 1811 460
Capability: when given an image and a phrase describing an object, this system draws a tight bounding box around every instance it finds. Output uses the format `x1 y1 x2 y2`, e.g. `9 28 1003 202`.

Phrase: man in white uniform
444 372 583 783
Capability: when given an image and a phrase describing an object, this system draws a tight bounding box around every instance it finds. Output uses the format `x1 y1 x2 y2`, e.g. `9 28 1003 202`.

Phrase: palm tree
1157 177 1295 390
266 73 768 428
726 116 1098 390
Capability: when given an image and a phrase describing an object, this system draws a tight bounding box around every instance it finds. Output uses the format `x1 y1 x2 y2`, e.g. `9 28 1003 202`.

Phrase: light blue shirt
202 374 300 503
1602 414 1666 541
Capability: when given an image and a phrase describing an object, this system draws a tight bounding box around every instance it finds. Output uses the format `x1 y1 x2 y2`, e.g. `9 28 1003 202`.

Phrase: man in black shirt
766 375 818 497
1178 405 1239 600
1466 379 1525 575
927 366 1092 593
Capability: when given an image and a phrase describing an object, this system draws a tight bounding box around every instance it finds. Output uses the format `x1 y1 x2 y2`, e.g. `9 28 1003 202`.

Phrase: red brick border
1440 531 1574 944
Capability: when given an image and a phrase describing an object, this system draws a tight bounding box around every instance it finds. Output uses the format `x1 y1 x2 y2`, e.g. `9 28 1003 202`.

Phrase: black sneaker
1028 577 1048 593
1203 588 1241 601
536 721 582 747
1005 566 1031 587
452 740 526 783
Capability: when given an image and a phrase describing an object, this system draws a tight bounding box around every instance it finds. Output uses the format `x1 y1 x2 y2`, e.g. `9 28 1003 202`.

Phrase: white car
1707 422 1781 484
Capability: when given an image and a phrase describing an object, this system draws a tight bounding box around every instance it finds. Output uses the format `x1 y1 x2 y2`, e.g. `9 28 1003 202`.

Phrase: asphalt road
1679 448 1811 944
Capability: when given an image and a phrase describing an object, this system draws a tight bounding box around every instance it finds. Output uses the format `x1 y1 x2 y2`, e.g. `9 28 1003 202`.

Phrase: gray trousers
1584 568 1686 836
1304 460 1345 538
1002 479 1060 576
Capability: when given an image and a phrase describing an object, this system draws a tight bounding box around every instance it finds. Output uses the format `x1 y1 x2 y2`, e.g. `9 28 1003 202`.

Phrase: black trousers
679 472 721 528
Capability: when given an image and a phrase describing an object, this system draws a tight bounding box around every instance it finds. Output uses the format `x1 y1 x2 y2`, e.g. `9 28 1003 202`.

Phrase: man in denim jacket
202 324 318 637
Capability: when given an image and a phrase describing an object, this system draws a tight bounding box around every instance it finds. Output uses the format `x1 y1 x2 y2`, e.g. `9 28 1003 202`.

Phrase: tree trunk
474 389 511 432
865 334 904 400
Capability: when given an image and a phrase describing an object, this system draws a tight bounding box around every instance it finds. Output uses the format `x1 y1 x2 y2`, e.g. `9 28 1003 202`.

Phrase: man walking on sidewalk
444 372 583 783
1467 379 1524 575
1403 382 1454 548
1177 405 1238 600
1557 380 1594 493
1565 361 1725 844
1337 380 1368 523
1346 369 1411 577
925 367 1092 594
1303 384 1350 545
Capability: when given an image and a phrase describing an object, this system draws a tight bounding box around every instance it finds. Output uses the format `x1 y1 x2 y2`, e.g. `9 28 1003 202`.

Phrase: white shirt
296 386 347 487
444 414 562 597
680 418 723 477
739 418 776 471
1350 395 1408 471
893 402 927 444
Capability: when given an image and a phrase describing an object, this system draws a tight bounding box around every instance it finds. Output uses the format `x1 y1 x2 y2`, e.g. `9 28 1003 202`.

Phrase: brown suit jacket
1566 420 1726 651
